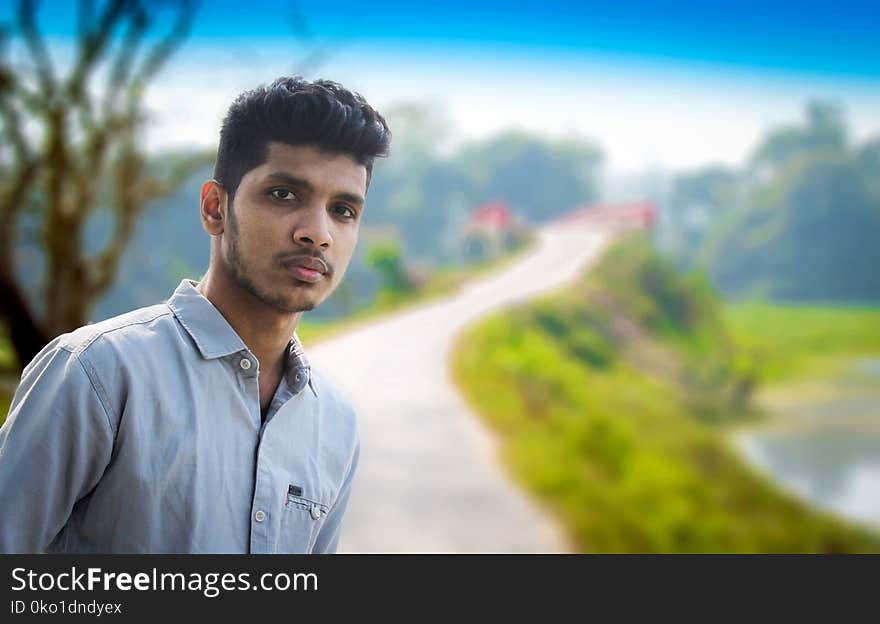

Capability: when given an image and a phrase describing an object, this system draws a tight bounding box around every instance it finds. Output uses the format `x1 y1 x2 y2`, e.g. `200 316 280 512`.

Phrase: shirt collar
287 330 316 397
167 279 317 397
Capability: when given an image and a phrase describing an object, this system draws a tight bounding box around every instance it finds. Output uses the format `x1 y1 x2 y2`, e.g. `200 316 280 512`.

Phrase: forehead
244 142 368 195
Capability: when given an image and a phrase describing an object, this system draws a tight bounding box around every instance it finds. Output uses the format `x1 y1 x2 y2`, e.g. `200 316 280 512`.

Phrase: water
734 358 880 529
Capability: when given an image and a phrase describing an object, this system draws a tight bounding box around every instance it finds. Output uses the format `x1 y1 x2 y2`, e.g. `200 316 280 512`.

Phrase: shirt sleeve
311 439 360 554
0 343 115 553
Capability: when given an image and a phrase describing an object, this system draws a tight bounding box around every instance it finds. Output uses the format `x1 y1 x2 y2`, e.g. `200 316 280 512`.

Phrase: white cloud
132 41 880 174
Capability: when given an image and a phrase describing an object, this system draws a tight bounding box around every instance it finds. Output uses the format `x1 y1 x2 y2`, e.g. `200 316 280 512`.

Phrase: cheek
333 234 358 272
238 215 289 250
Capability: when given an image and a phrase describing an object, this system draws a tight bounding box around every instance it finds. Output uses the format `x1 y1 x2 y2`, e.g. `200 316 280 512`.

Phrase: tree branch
100 1 148 123
18 0 57 94
86 148 212 296
125 0 197 110
66 0 128 105
0 158 38 258
0 96 32 165
76 0 96 40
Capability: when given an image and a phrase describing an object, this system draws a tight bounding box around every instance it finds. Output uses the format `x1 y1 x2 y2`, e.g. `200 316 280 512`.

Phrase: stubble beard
225 205 318 314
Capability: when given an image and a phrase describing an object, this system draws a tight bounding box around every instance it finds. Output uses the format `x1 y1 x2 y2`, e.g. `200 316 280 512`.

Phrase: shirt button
254 510 266 522
239 358 252 371
310 504 321 520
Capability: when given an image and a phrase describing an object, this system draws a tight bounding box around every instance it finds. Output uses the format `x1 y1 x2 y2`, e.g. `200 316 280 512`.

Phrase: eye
269 188 297 201
332 204 357 220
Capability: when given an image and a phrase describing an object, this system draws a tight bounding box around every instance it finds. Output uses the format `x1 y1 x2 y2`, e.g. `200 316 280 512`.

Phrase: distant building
465 201 514 235
461 200 530 261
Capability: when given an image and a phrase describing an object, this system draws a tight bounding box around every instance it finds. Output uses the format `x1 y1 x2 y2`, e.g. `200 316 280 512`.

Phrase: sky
6 0 880 173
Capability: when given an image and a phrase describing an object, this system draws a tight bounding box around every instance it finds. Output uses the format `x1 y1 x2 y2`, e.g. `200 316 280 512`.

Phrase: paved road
308 222 615 553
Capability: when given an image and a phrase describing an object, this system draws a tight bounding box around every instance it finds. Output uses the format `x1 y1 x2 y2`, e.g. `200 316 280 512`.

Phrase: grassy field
451 232 880 553
723 302 880 383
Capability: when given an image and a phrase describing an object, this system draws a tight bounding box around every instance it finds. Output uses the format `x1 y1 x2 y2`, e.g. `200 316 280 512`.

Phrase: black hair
213 76 391 202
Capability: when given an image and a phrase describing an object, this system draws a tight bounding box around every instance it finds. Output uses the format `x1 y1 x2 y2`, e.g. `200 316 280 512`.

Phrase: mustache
275 249 333 275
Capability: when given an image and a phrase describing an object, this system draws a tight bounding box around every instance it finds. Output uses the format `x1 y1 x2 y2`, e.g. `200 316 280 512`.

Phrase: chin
283 292 321 313
262 278 333 313
250 287 318 314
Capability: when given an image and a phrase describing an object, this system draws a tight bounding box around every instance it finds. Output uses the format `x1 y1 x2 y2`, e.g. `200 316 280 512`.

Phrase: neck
196 265 302 375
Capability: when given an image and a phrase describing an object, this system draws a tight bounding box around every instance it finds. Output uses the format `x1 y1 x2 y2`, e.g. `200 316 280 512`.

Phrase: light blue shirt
0 279 359 554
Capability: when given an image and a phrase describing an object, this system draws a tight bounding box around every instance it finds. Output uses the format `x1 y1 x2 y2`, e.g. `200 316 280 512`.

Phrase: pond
734 358 880 529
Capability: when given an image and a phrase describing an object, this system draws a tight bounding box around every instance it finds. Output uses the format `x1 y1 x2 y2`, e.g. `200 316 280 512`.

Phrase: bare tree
0 0 208 368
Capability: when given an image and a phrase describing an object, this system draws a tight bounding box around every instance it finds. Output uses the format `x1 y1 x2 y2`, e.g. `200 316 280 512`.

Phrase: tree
0 0 206 368
750 100 847 170
365 240 410 294
664 166 741 269
701 102 880 302
455 130 603 222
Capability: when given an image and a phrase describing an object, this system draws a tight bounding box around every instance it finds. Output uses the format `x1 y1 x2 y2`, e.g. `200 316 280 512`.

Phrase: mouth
281 257 329 284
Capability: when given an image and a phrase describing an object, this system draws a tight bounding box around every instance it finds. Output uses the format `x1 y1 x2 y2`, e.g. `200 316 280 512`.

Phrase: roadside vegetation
451 231 880 552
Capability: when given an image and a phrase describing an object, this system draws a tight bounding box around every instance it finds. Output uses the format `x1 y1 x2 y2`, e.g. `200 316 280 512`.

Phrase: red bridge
553 201 657 229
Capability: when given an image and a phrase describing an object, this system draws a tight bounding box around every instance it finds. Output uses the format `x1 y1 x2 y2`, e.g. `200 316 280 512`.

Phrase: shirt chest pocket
278 486 331 553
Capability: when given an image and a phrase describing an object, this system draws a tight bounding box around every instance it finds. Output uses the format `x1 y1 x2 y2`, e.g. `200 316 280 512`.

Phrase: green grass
451 233 880 553
724 302 880 383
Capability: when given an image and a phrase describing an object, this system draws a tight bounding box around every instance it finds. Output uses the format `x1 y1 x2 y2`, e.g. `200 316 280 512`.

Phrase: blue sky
7 1 880 172
22 0 880 78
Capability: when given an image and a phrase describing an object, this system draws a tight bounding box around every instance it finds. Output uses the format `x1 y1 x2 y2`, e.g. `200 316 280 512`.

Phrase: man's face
219 142 367 313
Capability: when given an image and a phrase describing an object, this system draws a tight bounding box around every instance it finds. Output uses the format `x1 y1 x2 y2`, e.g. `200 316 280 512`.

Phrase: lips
282 256 329 284
286 256 327 273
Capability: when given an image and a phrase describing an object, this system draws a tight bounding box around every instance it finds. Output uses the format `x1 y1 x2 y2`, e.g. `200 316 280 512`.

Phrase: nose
293 205 333 249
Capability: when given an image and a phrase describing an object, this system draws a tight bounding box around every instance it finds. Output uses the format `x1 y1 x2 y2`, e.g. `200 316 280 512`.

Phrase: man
0 77 391 553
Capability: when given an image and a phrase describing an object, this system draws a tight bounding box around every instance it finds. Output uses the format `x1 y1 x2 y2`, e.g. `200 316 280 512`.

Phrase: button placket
234 353 260 428
249 444 273 553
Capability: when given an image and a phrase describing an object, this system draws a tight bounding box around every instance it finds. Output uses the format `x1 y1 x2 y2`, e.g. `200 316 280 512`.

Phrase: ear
200 180 226 236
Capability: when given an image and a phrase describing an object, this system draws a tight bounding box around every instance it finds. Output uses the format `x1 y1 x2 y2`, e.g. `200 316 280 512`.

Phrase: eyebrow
264 172 365 206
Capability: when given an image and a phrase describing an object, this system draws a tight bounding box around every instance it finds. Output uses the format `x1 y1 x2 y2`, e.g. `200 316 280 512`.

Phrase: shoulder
13 305 172 433
23 303 181 399
19 303 188 434
54 304 174 358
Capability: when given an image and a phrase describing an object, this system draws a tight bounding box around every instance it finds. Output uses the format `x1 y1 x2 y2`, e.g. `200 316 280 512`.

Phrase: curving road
308 222 616 553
